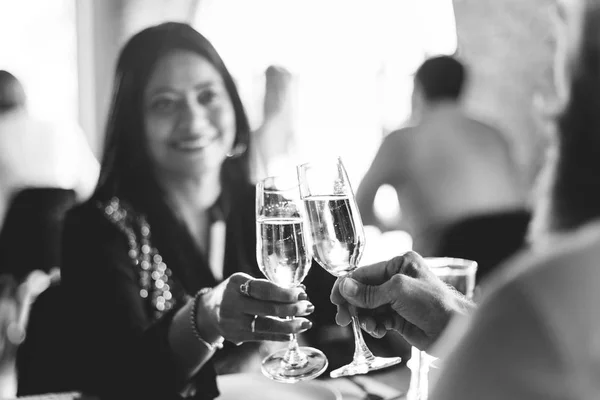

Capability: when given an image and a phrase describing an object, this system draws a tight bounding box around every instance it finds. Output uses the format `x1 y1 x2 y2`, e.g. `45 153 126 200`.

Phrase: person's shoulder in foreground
431 219 600 400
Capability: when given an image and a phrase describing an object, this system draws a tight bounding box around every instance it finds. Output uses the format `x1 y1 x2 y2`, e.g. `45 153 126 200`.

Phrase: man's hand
331 251 474 350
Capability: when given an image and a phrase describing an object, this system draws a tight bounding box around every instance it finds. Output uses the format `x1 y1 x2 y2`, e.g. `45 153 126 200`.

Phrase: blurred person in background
29 23 315 400
0 270 59 399
0 70 96 397
333 0 600 398
0 70 99 281
0 275 20 399
356 56 530 283
251 64 297 180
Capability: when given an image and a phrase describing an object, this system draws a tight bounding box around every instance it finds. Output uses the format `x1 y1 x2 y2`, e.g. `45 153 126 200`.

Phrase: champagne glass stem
350 315 376 364
419 350 431 399
282 317 308 367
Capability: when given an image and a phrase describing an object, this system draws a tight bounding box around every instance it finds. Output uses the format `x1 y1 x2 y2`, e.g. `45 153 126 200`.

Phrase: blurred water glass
406 257 477 400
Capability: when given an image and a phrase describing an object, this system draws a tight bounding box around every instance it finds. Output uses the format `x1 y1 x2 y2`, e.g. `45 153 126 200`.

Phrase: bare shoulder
386 126 416 140
381 126 416 150
462 115 506 137
459 115 515 159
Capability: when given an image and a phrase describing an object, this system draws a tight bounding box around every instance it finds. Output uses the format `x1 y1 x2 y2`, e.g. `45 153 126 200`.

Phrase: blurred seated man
356 56 529 281
0 71 99 279
333 1 600 397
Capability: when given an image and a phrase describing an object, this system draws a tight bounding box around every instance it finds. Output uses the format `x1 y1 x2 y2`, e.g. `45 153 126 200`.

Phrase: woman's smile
170 135 218 152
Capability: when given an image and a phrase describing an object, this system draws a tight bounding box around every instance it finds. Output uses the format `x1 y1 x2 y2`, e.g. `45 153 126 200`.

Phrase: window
195 0 456 184
0 0 78 123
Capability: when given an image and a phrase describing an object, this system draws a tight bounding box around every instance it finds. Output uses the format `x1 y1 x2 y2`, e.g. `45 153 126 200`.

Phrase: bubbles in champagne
303 196 364 277
257 218 311 288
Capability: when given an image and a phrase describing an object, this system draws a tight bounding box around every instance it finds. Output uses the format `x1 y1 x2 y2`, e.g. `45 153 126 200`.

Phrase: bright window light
0 0 78 124
195 0 456 184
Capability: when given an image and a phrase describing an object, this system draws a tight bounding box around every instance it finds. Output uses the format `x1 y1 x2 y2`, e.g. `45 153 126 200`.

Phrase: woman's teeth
173 139 213 150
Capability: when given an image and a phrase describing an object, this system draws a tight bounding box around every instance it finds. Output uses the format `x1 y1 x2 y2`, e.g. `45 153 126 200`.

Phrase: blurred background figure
356 56 530 283
0 275 19 399
0 70 96 397
336 2 600 398
19 22 315 400
251 64 297 180
0 70 99 281
0 270 59 399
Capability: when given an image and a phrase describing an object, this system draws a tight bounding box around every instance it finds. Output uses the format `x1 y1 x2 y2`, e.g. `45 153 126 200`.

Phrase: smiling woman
143 50 237 182
32 22 317 400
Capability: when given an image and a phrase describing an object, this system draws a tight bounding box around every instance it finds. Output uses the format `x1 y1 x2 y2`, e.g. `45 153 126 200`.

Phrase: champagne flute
297 157 402 378
256 175 329 383
406 257 478 400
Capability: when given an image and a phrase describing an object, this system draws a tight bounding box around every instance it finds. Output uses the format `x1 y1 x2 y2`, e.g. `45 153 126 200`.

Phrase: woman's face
143 49 236 179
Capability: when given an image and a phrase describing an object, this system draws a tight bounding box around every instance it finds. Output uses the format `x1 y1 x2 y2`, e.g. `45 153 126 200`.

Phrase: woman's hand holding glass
196 272 314 345
255 176 328 382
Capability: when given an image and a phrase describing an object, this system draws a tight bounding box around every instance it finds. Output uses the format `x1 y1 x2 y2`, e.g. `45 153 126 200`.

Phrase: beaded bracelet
190 287 225 351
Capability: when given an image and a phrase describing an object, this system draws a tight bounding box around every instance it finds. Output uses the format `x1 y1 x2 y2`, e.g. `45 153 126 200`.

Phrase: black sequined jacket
18 182 342 399
59 182 260 400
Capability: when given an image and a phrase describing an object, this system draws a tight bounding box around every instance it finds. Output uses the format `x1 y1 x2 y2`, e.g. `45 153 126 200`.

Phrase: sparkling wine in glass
256 176 328 383
406 257 478 400
297 157 402 378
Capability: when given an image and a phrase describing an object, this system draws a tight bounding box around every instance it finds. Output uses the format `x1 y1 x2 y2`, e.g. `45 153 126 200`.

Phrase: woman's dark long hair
544 1 600 233
95 22 251 214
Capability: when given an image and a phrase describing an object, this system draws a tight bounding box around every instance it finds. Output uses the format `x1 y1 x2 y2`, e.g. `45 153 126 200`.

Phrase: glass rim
296 155 343 170
257 175 300 193
424 257 478 272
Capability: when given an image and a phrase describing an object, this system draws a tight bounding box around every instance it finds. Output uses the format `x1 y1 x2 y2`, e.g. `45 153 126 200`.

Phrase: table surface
325 365 411 400
11 362 412 400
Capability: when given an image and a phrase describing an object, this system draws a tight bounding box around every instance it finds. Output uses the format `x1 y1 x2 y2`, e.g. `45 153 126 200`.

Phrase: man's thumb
340 277 388 309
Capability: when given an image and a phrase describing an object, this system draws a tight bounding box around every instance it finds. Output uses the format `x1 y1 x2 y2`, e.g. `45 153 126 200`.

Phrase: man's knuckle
404 251 418 263
390 273 404 288
364 285 376 307
401 251 423 275
404 251 420 264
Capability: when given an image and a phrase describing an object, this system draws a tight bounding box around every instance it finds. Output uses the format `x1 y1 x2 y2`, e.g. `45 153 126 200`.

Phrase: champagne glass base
329 356 402 379
261 347 328 383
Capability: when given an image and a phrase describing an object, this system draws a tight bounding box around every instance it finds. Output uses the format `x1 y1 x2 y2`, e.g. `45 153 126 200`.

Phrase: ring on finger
250 315 258 333
239 279 253 297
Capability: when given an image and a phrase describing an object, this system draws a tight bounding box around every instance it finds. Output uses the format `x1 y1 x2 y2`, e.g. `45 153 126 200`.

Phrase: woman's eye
151 98 178 112
197 90 218 105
